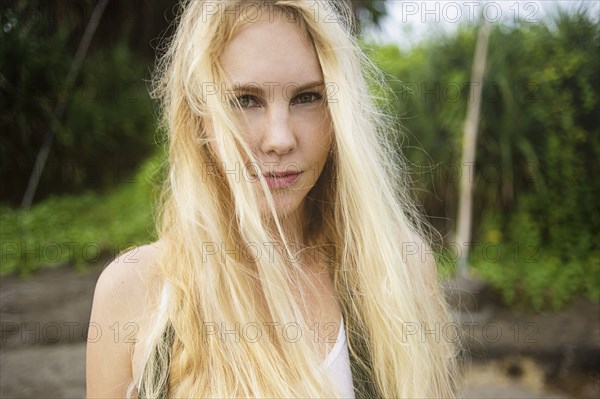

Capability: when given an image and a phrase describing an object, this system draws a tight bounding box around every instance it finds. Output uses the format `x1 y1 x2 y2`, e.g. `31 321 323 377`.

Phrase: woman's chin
259 195 303 219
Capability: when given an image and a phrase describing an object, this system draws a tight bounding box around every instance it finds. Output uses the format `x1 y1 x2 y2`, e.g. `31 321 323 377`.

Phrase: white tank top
323 316 356 398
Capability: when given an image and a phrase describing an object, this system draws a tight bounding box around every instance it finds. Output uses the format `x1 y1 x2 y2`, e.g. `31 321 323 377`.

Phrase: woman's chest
131 264 342 384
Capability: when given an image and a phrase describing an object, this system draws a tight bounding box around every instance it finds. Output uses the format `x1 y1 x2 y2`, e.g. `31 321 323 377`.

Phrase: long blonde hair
137 0 459 397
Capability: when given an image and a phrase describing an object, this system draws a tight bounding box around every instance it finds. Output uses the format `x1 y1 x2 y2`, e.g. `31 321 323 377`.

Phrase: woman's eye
292 92 322 105
234 95 260 109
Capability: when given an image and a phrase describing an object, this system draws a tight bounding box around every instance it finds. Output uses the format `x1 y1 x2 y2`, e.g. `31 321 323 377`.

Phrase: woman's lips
264 172 302 189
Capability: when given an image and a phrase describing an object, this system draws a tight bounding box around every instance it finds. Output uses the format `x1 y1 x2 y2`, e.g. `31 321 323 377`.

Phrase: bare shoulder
87 242 164 397
93 242 163 312
100 241 162 281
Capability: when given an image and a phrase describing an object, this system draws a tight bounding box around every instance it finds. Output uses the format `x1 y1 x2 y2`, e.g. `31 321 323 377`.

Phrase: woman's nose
260 108 297 156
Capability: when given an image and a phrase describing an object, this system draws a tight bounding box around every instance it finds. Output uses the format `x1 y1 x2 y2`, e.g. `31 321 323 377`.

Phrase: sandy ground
1 263 598 398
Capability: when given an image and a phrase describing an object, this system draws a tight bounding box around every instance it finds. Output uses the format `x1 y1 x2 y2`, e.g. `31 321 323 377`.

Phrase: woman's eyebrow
292 80 325 92
231 81 325 95
231 84 264 96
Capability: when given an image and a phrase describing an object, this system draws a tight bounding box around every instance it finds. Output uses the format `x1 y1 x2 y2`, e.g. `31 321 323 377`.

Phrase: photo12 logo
398 1 540 24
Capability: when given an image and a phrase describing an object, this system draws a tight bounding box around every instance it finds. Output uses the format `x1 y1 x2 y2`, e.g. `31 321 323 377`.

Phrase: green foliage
1 1 72 203
370 11 599 310
57 40 157 188
0 154 165 276
470 248 599 311
1 1 156 205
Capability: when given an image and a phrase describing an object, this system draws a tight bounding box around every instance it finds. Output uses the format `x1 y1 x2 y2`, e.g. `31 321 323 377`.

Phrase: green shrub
1 1 156 205
0 153 165 276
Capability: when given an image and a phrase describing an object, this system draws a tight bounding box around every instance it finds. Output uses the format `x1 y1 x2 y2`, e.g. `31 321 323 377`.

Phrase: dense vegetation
1 1 162 204
370 10 599 309
1 3 598 310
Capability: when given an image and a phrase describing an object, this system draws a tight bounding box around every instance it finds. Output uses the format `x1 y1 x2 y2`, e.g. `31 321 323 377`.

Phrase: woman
86 0 458 397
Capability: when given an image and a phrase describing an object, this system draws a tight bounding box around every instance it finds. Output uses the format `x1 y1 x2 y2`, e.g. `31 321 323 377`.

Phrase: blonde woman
86 0 458 397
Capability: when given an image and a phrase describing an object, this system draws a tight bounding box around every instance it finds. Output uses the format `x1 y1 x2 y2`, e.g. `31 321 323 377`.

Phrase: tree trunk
455 18 491 278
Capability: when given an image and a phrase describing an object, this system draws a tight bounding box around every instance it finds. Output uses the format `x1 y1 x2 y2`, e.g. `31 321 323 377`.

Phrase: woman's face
217 11 333 219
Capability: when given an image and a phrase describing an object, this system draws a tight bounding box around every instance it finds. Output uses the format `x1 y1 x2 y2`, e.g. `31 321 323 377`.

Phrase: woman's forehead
218 12 323 89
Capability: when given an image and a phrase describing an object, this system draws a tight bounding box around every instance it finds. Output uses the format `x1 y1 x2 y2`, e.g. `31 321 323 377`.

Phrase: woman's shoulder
87 242 165 396
92 241 164 321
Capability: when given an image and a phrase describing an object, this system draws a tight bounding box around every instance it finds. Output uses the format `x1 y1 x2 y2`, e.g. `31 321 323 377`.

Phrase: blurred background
1 0 598 397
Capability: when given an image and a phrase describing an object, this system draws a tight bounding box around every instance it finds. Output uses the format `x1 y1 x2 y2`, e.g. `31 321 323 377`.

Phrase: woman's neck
263 201 325 268
266 200 309 244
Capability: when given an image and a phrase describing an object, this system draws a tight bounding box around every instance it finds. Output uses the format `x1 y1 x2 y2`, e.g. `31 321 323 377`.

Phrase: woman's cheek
237 112 264 147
